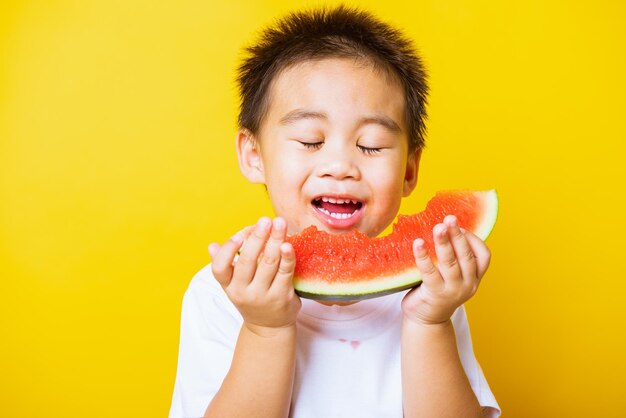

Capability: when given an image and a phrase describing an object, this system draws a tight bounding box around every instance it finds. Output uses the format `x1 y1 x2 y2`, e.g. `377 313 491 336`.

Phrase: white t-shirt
169 264 501 418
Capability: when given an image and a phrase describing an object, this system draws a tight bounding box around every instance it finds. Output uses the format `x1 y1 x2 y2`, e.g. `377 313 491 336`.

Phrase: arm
205 217 301 418
401 319 480 418
401 215 491 418
205 323 296 418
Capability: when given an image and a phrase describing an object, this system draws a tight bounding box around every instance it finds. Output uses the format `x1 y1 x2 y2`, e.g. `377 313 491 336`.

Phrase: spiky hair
235 5 428 151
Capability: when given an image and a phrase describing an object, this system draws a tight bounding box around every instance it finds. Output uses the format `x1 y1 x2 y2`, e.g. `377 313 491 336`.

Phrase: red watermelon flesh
288 190 498 301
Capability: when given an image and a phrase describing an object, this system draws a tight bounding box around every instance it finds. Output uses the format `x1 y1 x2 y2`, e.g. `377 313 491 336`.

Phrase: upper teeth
321 197 357 204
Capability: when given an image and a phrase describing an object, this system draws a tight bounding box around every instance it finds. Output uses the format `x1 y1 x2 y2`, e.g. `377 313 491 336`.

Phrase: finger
210 232 245 288
432 223 463 284
443 215 478 282
413 238 444 288
232 217 272 286
211 226 251 258
208 242 221 258
271 241 297 291
253 217 288 290
463 231 491 279
237 226 254 246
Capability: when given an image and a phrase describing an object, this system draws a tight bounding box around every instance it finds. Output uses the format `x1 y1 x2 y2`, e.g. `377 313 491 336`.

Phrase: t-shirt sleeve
451 305 501 418
169 266 242 418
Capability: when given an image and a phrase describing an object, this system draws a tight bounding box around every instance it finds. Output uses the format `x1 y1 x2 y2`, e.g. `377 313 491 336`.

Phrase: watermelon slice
288 190 498 301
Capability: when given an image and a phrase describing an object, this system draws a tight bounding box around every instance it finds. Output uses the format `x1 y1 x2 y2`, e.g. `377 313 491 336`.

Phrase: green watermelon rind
294 267 423 301
474 189 499 241
293 189 499 301
296 281 422 302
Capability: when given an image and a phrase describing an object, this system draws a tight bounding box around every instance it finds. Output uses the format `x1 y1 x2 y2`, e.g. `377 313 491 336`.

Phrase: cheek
262 145 301 180
369 162 406 197
263 155 310 210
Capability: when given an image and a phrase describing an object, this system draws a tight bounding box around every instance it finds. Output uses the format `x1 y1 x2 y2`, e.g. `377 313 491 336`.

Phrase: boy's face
237 58 420 237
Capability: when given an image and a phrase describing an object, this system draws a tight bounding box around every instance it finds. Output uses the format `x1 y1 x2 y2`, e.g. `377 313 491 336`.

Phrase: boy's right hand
208 217 301 337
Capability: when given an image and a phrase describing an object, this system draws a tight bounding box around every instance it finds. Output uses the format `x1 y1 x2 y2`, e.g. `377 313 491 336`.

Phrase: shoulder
184 263 228 301
181 263 241 321
186 262 222 294
169 265 241 417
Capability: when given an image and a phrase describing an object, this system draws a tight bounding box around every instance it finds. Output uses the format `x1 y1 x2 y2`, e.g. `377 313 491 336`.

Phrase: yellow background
1 0 624 416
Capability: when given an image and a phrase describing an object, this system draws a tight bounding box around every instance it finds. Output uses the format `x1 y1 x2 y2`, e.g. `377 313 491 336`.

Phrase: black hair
236 4 428 150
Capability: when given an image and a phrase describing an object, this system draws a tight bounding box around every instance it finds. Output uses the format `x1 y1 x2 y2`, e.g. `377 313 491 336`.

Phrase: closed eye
357 145 382 155
298 140 324 150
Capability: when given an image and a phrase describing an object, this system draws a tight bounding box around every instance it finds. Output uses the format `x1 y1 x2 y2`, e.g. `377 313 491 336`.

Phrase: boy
169 5 500 418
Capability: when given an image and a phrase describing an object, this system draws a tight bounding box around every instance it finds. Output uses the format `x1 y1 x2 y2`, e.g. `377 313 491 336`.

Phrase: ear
403 148 421 197
236 129 266 184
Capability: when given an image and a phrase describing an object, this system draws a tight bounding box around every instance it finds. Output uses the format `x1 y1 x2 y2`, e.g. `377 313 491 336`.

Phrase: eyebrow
279 109 327 125
279 109 402 134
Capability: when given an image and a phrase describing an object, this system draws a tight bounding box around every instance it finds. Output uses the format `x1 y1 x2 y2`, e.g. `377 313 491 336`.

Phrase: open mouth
312 196 363 220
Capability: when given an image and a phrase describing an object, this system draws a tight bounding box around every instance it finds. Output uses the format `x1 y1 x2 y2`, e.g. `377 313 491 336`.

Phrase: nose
315 142 361 180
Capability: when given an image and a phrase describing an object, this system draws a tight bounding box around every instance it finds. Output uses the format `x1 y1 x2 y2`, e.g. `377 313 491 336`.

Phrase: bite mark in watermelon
287 190 498 301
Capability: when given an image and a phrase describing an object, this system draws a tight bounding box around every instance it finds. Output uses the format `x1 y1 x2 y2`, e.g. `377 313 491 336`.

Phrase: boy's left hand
401 214 491 326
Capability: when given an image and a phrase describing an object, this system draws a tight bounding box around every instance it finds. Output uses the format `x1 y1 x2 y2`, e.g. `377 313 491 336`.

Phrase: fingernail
460 227 466 233
232 231 244 243
273 217 286 230
258 217 271 230
446 215 457 227
280 242 292 254
413 238 425 252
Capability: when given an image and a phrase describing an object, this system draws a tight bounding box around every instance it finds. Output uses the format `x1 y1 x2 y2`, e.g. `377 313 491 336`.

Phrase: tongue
320 201 359 214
